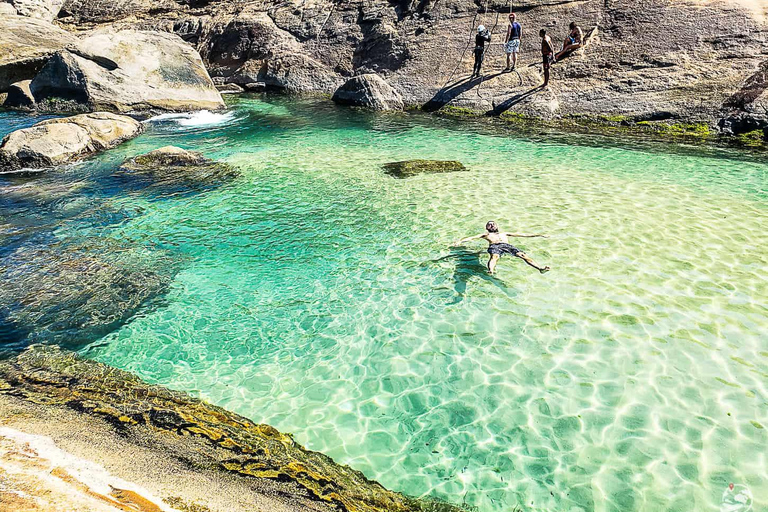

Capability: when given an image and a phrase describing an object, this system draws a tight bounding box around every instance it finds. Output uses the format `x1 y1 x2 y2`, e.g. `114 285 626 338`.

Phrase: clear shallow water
2 97 767 511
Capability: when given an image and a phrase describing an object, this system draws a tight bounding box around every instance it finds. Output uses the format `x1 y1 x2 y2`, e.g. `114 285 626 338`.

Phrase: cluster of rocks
0 14 224 115
2 0 767 136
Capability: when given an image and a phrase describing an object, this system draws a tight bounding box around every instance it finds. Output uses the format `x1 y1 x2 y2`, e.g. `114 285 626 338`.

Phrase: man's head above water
486 221 499 233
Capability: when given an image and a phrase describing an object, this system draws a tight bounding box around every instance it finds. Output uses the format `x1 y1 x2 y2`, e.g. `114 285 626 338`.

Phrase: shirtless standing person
555 22 583 61
540 29 555 87
504 13 522 72
453 221 550 274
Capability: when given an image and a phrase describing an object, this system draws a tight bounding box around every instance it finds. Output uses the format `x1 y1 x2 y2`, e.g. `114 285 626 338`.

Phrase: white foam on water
146 110 237 128
0 426 180 512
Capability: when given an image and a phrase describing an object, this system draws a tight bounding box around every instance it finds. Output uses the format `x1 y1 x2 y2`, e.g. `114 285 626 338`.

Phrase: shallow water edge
0 345 467 512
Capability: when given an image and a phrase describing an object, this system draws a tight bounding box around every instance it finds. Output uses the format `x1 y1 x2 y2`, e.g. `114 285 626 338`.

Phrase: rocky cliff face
40 0 767 129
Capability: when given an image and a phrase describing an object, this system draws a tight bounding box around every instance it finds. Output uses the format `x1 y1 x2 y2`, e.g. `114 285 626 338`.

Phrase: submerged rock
0 345 466 512
0 112 143 173
332 74 405 111
30 30 225 114
118 146 240 192
0 15 78 91
0 242 179 348
383 159 467 178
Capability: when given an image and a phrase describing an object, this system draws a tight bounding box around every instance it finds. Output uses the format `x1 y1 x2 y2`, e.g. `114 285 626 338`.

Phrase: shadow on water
431 248 516 305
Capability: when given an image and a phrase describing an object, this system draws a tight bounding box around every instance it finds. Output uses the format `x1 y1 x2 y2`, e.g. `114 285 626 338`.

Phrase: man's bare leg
516 251 550 273
506 53 511 70
487 254 500 274
511 52 517 70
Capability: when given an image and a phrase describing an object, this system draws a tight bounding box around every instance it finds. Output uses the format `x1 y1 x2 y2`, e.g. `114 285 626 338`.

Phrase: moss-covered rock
118 146 240 193
437 106 483 119
0 346 467 512
383 159 467 178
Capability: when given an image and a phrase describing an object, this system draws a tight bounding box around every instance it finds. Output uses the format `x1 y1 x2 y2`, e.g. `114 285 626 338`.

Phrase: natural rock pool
1 96 766 512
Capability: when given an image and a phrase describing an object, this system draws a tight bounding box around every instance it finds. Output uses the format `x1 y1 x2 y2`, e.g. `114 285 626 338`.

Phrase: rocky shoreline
0 345 466 512
2 0 768 140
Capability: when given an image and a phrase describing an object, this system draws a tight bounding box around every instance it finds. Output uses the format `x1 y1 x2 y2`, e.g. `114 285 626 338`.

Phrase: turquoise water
2 96 767 511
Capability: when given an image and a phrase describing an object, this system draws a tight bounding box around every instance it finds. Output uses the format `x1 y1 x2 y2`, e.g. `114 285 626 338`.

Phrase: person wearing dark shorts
453 221 550 274
472 25 491 78
540 29 555 87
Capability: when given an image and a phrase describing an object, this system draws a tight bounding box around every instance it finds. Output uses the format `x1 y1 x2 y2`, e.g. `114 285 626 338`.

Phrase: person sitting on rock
472 25 491 78
504 13 522 72
540 29 555 87
452 221 550 274
555 22 583 61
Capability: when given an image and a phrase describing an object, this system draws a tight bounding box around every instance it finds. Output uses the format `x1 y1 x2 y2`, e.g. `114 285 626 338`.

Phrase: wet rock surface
0 112 143 173
0 346 465 512
383 159 467 178
117 146 240 194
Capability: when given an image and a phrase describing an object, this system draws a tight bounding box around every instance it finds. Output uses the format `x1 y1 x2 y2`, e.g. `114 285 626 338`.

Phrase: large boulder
30 30 225 114
0 112 143 172
0 15 78 91
332 74 404 111
3 80 36 111
117 145 240 193
197 11 342 93
10 0 64 20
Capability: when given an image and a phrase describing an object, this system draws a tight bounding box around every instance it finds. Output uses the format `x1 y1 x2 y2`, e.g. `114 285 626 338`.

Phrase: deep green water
1 96 767 512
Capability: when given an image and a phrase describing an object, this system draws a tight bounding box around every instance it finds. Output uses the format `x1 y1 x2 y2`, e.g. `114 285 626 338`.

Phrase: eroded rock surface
332 74 404 111
10 0 64 20
0 15 78 91
3 80 36 111
30 30 224 114
383 160 467 178
0 346 465 512
0 112 142 172
49 0 767 127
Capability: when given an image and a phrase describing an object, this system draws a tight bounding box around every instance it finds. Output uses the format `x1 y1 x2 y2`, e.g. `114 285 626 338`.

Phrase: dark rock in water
332 74 404 111
3 80 36 111
383 159 467 178
0 345 467 512
0 242 179 349
118 146 239 193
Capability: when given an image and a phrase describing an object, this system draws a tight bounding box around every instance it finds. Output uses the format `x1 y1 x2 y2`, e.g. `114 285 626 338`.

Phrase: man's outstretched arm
452 234 485 246
506 232 548 238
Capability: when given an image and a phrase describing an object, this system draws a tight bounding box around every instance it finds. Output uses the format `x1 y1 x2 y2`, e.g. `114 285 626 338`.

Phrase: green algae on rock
0 346 467 512
383 160 467 179
118 146 240 193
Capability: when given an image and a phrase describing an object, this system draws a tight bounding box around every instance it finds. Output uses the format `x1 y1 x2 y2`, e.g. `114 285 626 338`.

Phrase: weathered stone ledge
0 345 466 512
